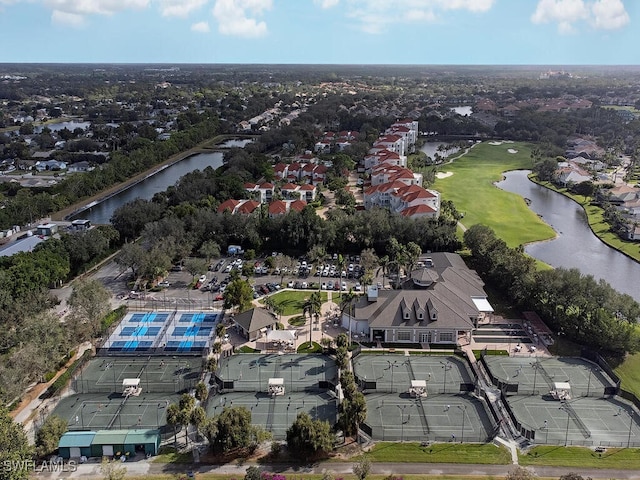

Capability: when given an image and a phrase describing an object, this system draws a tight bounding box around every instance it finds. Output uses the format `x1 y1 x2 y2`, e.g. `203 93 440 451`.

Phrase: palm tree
340 289 358 345
336 254 346 299
166 403 181 447
377 255 389 290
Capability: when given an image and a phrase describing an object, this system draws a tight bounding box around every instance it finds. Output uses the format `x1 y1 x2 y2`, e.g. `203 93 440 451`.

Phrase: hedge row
41 350 92 399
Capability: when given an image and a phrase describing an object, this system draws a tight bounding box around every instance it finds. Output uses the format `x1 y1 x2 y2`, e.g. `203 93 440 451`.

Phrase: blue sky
0 0 637 64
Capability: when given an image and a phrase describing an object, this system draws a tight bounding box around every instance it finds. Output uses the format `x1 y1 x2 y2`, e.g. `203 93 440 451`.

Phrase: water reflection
496 170 640 301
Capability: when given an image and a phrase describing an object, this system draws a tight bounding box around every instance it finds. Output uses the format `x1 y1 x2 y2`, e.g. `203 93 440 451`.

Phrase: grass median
360 442 511 464
520 445 640 469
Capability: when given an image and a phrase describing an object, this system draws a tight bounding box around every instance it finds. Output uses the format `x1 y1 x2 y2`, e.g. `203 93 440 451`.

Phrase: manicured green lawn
433 142 555 248
615 351 640 398
362 442 511 464
520 446 640 469
263 290 328 316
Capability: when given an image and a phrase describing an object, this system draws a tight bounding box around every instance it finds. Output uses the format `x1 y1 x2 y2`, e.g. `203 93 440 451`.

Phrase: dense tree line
464 224 640 355
112 194 460 273
0 112 220 230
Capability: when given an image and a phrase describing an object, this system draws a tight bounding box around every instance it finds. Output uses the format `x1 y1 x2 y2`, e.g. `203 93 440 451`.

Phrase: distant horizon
0 1 637 65
1 63 639 68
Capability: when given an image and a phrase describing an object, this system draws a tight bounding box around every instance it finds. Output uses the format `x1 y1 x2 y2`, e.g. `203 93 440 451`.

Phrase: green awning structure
92 430 129 445
58 431 96 448
124 429 159 445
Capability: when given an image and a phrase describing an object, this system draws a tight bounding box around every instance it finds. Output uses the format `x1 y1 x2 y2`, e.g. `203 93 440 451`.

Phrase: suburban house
340 252 493 346
555 162 592 186
34 159 67 171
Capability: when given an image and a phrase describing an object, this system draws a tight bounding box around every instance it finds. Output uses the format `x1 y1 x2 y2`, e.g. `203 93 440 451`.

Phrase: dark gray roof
233 308 276 333
354 252 486 330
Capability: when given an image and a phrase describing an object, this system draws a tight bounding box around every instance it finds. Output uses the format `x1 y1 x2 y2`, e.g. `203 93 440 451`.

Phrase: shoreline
51 134 242 222
527 173 640 266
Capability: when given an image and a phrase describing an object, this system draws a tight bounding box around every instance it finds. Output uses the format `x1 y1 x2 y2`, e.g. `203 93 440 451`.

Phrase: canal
496 170 640 302
72 138 253 224
75 151 225 224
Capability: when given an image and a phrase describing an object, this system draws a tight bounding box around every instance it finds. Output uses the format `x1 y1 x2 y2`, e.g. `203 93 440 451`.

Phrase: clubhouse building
341 252 493 345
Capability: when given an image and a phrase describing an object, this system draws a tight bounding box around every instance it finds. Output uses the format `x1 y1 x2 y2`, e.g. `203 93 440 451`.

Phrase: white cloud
191 20 210 32
212 0 271 38
342 0 496 34
591 0 629 29
44 0 149 16
531 0 629 33
159 0 208 17
51 8 85 26
314 0 339 8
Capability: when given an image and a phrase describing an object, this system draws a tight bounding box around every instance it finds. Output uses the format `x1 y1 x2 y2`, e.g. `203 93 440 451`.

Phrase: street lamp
585 365 598 398
532 361 539 396
560 403 570 446
397 404 409 442
627 408 635 448
457 405 467 443
386 360 402 393
440 361 451 394
541 419 549 444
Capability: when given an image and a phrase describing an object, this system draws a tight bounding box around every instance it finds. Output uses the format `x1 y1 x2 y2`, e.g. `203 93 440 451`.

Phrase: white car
341 282 347 291
199 274 207 283
321 282 327 290
158 280 170 288
287 281 294 288
354 283 362 292
301 282 308 289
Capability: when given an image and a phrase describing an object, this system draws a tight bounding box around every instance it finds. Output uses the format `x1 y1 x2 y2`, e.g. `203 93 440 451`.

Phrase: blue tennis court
178 312 219 323
128 312 168 323
102 310 220 354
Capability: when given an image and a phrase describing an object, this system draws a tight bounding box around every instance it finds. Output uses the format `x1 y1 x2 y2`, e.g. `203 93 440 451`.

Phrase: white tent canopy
266 329 296 342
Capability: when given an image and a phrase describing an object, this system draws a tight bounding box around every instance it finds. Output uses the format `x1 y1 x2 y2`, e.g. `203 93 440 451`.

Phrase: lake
496 170 640 302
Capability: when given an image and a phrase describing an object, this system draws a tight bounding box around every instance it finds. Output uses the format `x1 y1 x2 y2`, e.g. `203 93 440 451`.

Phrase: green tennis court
51 392 180 431
205 391 337 440
506 396 640 447
362 391 494 442
74 356 200 394
352 354 475 394
216 354 338 393
483 356 616 396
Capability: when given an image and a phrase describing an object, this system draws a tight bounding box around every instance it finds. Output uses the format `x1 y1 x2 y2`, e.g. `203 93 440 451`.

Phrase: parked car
199 274 207 283
354 283 362 292
321 282 327 290
158 280 170 288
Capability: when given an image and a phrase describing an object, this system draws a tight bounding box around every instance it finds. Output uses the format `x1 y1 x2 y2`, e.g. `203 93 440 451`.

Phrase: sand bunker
507 148 518 154
488 141 503 146
436 171 454 179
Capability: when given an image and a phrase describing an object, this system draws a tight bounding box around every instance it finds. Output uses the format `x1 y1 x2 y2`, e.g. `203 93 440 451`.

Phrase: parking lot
141 254 370 305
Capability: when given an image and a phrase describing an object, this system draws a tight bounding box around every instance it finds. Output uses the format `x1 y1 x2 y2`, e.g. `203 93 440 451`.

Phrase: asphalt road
32 459 640 479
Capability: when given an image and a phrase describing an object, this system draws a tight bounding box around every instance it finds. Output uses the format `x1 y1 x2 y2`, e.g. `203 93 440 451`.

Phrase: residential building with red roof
217 199 241 214
364 149 406 171
273 163 288 180
235 200 261 215
290 199 307 212
268 200 288 217
374 134 406 155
